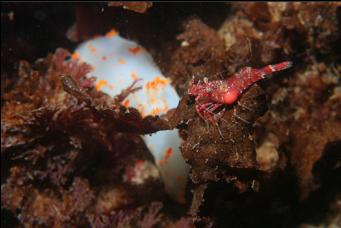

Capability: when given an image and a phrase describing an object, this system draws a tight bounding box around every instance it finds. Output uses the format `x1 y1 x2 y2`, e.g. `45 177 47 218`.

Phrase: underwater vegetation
1 2 341 227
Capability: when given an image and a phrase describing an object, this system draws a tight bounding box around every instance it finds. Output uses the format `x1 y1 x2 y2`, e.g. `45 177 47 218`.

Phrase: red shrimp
188 61 293 124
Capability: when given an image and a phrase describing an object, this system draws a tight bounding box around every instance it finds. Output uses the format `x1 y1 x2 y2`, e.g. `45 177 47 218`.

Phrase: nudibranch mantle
74 30 190 203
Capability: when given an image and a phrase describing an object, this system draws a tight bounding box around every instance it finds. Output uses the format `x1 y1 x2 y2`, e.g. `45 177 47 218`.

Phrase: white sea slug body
74 29 190 203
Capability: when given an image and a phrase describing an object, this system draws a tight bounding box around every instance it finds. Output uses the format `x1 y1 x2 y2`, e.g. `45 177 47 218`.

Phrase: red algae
129 46 142 55
108 1 153 13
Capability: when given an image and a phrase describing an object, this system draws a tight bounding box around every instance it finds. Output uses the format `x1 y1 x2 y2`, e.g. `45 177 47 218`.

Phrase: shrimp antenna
203 106 229 124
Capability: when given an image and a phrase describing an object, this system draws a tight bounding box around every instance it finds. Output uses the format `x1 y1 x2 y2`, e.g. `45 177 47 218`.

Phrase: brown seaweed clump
224 2 341 199
167 18 268 186
166 3 341 226
1 48 188 227
164 17 274 226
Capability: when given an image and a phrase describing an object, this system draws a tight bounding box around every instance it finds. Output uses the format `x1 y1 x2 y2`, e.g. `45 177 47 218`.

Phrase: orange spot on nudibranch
118 58 126 64
106 28 119 38
149 97 157 104
158 147 173 166
164 147 173 160
95 79 108 91
130 71 138 80
158 159 166 166
151 107 161 116
162 105 169 113
161 98 169 113
87 43 97 54
122 99 130 107
146 76 170 91
129 46 141 55
71 52 79 60
137 104 146 117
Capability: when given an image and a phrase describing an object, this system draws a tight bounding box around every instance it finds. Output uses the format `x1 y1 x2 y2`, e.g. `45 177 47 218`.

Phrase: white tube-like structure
74 30 189 203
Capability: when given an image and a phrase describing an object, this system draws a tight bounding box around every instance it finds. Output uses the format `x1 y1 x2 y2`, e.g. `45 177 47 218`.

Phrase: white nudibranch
74 29 190 203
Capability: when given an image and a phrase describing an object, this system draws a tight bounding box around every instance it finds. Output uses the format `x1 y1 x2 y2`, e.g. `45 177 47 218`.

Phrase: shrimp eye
223 90 238 104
